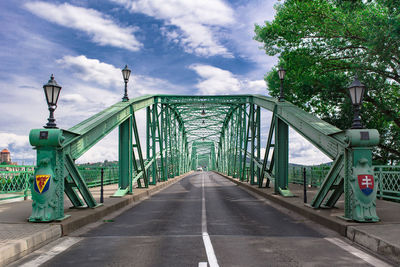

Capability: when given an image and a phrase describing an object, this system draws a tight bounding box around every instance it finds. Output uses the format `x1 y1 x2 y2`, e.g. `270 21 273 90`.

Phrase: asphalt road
13 172 391 267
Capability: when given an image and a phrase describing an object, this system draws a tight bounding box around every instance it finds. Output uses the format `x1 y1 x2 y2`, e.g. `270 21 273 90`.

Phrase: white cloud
229 0 279 79
0 133 29 149
189 64 266 95
25 2 142 51
77 129 119 164
62 94 87 104
57 55 121 87
0 132 34 164
289 129 331 165
57 55 184 96
112 0 234 57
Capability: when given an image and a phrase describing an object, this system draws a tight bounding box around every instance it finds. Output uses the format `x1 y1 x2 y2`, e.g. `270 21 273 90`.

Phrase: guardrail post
100 168 104 203
303 167 307 203
378 167 383 200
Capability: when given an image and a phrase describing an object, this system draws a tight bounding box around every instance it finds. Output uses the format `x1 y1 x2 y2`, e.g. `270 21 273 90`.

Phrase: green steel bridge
28 94 380 223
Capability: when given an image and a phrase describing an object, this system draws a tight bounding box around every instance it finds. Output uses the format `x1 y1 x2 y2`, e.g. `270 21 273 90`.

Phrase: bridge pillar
274 118 293 196
343 129 380 222
29 129 66 222
117 117 132 195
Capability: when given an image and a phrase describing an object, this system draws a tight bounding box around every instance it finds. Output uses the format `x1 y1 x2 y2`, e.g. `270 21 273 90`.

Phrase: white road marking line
20 237 82 267
202 173 207 233
324 238 392 267
198 261 208 267
201 173 219 267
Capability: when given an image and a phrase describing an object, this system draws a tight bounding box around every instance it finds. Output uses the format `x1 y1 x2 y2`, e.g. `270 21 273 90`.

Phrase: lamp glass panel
53 86 61 105
349 86 357 104
45 86 54 105
278 69 286 80
359 87 365 103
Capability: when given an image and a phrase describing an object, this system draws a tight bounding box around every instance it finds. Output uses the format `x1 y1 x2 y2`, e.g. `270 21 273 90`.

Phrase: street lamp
122 65 131 102
43 74 62 129
278 66 286 101
348 76 366 129
201 103 206 116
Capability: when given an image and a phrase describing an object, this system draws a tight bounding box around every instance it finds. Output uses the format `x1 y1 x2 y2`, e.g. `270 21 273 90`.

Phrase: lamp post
278 66 286 101
43 74 62 129
122 65 131 102
201 103 206 116
348 76 366 129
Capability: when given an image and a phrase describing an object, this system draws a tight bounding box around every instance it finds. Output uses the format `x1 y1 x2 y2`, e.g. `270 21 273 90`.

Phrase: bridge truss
29 94 380 223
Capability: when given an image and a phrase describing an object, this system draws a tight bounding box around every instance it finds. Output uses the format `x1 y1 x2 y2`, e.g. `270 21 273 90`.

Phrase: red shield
358 174 374 196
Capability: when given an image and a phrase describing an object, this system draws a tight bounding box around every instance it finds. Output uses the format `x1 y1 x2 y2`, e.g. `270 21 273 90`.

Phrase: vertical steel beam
249 104 256 184
146 106 157 185
239 104 247 181
162 104 169 180
232 108 241 178
256 105 261 184
155 104 166 181
151 105 157 184
274 117 293 196
118 116 132 194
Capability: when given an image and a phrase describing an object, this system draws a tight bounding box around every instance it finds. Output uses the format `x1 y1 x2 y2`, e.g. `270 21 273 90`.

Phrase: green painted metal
114 116 132 196
0 165 33 200
274 117 293 196
29 128 68 222
65 154 102 208
375 165 400 201
343 129 380 222
28 93 382 222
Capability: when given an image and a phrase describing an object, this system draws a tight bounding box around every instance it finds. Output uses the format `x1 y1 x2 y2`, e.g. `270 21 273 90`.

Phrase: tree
255 0 400 164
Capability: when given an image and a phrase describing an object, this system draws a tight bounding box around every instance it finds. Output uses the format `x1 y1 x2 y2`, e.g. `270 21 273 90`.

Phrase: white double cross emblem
361 175 372 188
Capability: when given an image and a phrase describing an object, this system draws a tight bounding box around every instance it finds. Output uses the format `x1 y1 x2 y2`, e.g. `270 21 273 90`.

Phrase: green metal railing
0 165 119 201
288 165 330 187
287 165 400 202
77 165 119 187
0 165 34 200
2 163 399 202
375 165 400 202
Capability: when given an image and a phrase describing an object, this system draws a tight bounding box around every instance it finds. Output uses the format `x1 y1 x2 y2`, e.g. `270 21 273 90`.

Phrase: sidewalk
0 172 191 267
218 172 400 265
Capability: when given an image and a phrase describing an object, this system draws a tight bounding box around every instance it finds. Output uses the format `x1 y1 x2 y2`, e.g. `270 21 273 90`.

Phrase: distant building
0 149 25 172
1 149 11 164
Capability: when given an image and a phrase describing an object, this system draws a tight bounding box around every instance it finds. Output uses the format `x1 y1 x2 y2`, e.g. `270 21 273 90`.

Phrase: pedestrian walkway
219 172 400 265
0 173 190 267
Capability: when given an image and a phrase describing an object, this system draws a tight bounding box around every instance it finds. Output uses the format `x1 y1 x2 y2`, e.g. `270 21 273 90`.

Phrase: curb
0 172 192 266
216 172 400 264
0 225 61 267
347 226 400 264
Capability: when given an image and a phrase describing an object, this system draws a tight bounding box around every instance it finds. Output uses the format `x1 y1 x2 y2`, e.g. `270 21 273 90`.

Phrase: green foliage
255 0 400 164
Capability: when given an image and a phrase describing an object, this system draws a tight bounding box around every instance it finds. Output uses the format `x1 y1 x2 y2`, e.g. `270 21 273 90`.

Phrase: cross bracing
29 94 381 222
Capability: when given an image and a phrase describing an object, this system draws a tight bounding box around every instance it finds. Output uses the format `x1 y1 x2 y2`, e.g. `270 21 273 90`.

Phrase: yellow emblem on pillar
35 175 51 194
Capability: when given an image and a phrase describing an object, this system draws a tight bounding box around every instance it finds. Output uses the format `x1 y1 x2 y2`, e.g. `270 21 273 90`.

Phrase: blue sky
0 0 330 165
